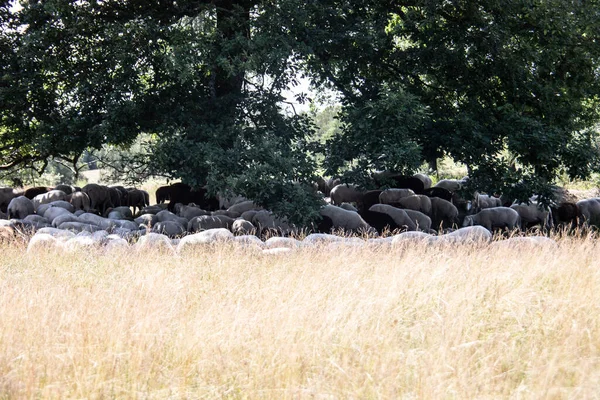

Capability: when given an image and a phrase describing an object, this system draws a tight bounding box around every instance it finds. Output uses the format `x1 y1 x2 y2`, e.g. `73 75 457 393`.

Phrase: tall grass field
1 237 599 398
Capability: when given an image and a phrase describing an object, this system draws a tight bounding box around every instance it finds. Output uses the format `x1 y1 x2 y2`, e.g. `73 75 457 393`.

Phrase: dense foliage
292 0 600 202
1 0 325 223
1 0 600 220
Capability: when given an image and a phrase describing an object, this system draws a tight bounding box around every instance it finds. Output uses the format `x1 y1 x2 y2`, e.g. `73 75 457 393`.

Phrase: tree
291 0 600 201
391 0 600 202
1 0 323 224
2 0 600 220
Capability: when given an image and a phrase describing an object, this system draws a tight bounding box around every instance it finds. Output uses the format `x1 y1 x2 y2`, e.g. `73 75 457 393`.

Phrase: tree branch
0 155 36 170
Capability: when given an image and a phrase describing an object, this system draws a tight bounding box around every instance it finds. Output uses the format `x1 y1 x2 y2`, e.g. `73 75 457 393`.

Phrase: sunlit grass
1 237 599 398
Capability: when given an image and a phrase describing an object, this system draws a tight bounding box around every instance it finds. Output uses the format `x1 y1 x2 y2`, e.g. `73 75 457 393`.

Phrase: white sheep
510 203 552 230
378 189 416 205
330 184 364 206
462 207 520 232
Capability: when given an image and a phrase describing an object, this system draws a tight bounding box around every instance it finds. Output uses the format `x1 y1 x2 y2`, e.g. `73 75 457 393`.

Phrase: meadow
1 236 599 398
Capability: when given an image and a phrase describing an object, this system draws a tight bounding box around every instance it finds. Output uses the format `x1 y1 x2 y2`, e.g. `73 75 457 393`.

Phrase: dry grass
1 238 600 399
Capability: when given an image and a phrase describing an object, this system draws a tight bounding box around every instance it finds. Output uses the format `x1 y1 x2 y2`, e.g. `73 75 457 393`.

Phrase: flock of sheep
0 174 595 254
318 173 584 234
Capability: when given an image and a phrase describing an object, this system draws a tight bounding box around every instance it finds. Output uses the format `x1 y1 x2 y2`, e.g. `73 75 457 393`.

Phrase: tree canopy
1 0 600 221
295 0 600 199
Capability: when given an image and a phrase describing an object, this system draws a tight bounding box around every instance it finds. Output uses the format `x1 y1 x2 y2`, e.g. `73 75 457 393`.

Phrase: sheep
423 187 453 202
107 210 126 220
136 233 175 253
240 209 259 222
33 190 68 212
315 177 341 197
433 179 464 192
175 204 210 220
27 233 59 253
108 206 133 219
127 189 149 215
36 203 54 216
54 184 75 195
366 237 394 249
360 190 382 212
330 184 363 206
395 195 432 216
372 172 425 193
155 210 189 227
166 183 218 212
212 210 241 219
413 173 432 189
462 207 520 232
510 203 552 230
264 237 301 249
111 219 138 231
7 196 34 219
302 233 350 246
43 207 72 225
307 215 335 234
152 221 186 237
302 233 364 250
68 191 91 212
340 202 358 212
378 189 416 205
155 186 170 204
452 191 475 216
135 214 158 227
77 213 117 231
550 202 579 230
140 205 166 215
319 205 374 234
81 184 112 214
231 219 256 235
314 177 327 196
47 200 75 213
62 236 104 252
108 209 127 219
0 187 22 212
438 226 492 243
233 235 265 249
188 215 234 233
476 194 502 211
24 186 52 199
104 237 130 252
358 209 400 234
576 198 600 228
176 229 234 253
57 221 104 233
391 231 434 246
36 227 76 239
0 225 14 242
403 209 432 232
429 197 459 230
107 187 123 208
368 204 417 231
492 236 557 249
227 200 260 215
51 213 82 228
24 215 50 225
252 210 296 236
